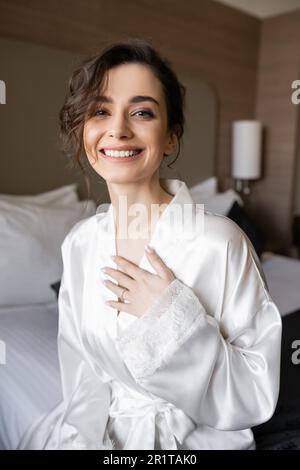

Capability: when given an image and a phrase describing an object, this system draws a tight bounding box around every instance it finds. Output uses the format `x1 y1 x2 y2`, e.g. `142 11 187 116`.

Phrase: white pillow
201 189 244 216
190 177 217 202
0 199 96 307
0 184 79 206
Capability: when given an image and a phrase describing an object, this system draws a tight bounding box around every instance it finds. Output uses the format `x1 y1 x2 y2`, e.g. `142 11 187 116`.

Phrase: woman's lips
99 149 145 162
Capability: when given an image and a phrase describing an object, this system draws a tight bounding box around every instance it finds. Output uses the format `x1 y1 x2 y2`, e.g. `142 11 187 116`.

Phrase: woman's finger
102 279 129 299
111 255 142 279
145 246 173 279
101 267 133 289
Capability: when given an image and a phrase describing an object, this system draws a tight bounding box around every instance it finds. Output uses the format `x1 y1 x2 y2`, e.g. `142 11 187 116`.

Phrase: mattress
261 253 300 316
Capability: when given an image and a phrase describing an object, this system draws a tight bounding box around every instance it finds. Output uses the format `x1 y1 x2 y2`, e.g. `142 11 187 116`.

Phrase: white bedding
0 253 299 450
0 302 62 450
261 253 300 317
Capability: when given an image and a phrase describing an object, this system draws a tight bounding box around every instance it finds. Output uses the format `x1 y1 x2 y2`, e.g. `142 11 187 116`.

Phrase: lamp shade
232 120 262 180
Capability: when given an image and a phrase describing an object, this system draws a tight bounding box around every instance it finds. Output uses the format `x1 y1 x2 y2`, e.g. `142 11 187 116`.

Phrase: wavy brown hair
58 38 186 201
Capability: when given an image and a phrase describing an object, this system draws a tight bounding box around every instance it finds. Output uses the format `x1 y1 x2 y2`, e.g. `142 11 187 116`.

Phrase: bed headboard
0 37 217 204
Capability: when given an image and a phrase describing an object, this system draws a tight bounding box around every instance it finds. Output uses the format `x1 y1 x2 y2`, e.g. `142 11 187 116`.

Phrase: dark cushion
50 280 61 299
226 200 265 258
253 309 300 449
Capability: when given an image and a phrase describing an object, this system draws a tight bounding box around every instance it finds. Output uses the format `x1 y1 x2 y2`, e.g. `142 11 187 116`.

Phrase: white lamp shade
232 121 262 179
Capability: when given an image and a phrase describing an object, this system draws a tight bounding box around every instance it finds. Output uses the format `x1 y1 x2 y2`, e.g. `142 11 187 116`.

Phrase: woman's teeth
102 149 141 158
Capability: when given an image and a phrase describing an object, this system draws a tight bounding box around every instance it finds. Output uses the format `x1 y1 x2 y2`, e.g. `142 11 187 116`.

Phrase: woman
18 39 282 450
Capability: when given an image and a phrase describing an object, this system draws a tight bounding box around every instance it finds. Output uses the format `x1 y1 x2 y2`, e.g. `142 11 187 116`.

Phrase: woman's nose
109 113 132 139
109 128 131 139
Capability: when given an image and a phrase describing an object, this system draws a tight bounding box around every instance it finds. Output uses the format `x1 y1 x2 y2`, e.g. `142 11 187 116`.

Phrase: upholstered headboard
0 37 217 204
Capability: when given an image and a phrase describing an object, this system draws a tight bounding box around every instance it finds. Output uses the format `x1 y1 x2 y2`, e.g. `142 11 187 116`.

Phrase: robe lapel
95 177 200 332
81 178 201 386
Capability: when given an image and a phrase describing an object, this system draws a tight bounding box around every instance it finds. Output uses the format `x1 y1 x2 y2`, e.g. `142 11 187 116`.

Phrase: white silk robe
17 178 282 450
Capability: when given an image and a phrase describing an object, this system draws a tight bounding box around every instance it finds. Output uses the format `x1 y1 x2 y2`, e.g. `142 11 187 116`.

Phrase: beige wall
0 37 89 195
253 12 300 252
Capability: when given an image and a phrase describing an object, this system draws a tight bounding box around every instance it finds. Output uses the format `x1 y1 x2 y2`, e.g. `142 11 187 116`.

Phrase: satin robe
17 178 282 450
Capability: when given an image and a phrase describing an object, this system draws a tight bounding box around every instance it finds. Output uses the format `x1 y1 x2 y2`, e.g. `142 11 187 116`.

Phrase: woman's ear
164 131 178 157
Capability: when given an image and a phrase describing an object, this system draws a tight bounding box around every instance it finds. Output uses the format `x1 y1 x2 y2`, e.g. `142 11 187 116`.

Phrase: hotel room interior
0 0 300 450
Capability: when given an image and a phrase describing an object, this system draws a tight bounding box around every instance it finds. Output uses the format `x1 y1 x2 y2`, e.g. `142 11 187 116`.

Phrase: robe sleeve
54 230 113 450
115 224 282 431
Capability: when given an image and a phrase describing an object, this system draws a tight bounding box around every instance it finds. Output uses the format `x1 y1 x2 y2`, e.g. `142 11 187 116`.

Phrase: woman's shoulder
62 212 100 251
202 208 264 275
200 207 249 248
198 207 262 264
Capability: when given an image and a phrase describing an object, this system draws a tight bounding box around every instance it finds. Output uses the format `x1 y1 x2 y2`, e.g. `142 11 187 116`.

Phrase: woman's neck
107 177 173 238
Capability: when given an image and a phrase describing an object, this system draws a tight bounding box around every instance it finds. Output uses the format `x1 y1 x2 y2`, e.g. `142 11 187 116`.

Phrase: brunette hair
58 38 186 200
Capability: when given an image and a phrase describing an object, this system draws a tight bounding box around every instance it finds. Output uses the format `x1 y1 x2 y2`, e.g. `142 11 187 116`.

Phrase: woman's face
83 63 177 184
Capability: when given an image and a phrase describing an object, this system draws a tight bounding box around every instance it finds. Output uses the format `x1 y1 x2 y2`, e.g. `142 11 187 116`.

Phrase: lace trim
116 279 205 379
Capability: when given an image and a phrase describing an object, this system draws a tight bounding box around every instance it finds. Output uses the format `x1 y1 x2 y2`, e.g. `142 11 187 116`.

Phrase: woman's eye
94 109 106 116
134 110 154 118
93 109 154 118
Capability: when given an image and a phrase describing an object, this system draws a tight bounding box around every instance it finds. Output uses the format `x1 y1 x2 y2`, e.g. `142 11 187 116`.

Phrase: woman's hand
101 246 176 317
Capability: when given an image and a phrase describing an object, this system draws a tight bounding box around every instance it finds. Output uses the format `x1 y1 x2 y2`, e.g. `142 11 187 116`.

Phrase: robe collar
95 178 199 267
88 178 202 362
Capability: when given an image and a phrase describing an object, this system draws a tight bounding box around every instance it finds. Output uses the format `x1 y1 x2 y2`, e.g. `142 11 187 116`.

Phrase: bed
252 254 300 450
0 180 299 450
0 183 96 450
0 302 62 450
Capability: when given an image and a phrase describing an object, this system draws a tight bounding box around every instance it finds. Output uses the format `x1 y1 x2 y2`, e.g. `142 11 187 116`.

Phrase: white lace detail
116 278 205 379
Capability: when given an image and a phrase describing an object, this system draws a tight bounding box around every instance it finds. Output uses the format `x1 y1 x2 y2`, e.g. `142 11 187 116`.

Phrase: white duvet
0 302 62 449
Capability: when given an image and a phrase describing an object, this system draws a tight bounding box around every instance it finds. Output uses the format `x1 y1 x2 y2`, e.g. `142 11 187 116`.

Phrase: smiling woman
83 63 177 181
81 49 183 318
18 38 282 451
58 40 185 196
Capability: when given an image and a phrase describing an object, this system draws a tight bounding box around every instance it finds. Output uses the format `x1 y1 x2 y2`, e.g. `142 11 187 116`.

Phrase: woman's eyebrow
96 95 159 106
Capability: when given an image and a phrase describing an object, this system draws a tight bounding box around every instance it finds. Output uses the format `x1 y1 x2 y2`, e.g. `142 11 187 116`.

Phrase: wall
0 37 87 194
0 0 261 193
252 11 300 253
